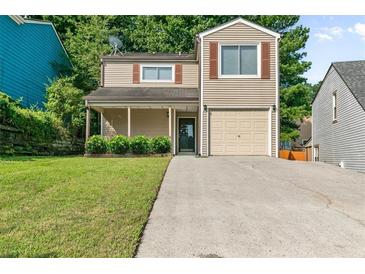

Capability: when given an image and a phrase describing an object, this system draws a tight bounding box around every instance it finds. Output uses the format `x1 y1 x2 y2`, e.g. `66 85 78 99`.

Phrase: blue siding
0 16 71 108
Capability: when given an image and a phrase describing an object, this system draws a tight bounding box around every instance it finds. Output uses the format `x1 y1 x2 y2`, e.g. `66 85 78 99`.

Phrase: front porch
83 86 200 155
85 104 199 155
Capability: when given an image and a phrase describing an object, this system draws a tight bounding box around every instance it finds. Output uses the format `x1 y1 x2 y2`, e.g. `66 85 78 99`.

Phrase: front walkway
136 156 365 257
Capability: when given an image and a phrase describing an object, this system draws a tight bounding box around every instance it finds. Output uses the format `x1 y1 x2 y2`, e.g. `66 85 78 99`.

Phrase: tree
279 83 313 141
32 15 93 41
45 77 85 138
64 16 114 91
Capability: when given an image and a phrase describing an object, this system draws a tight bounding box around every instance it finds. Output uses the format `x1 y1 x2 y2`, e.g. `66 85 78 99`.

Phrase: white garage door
210 110 269 156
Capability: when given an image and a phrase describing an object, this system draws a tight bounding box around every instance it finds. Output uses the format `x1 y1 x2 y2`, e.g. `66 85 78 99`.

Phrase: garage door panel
239 121 251 129
253 132 266 142
254 121 267 129
211 120 224 129
225 133 238 141
225 121 238 129
225 145 239 153
211 133 224 141
238 145 252 154
210 110 269 156
239 133 251 142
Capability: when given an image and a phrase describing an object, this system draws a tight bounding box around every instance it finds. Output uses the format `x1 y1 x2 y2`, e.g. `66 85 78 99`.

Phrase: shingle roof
83 87 199 102
332 60 365 110
102 52 196 62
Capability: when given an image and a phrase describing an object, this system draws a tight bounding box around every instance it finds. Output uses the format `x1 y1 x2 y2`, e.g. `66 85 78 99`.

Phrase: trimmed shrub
85 135 108 154
150 136 171 153
109 135 129 154
0 92 67 142
130 135 151 154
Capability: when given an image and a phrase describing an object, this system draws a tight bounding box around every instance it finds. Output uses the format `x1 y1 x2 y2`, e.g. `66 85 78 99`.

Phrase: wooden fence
279 148 312 161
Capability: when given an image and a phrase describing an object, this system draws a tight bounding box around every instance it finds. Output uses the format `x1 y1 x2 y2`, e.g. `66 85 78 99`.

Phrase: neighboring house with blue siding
312 60 365 173
0 15 71 108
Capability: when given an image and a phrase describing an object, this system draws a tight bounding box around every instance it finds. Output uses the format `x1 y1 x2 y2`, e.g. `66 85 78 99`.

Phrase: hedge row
0 92 67 142
85 135 171 155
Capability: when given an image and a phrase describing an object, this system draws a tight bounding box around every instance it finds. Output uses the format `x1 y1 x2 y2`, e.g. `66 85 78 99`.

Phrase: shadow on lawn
0 252 60 258
0 156 37 162
0 155 80 162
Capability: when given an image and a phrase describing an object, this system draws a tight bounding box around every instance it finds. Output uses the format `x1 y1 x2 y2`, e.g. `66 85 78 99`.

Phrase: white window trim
140 64 175 83
332 91 337 122
218 42 261 79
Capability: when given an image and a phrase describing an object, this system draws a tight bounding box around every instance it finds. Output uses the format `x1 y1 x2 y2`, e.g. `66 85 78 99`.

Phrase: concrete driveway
136 156 365 257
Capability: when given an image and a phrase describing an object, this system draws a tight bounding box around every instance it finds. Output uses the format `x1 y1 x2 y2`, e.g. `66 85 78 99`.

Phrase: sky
298 16 365 84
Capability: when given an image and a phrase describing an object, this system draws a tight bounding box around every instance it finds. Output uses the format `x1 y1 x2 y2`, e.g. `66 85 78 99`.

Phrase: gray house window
221 45 258 76
141 65 173 82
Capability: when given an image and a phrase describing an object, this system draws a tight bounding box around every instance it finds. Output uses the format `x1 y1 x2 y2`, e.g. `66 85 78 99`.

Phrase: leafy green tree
280 83 313 141
64 16 114 91
32 15 93 41
45 77 85 138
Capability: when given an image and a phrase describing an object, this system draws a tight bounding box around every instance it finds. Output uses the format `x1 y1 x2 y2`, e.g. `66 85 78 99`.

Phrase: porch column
85 106 91 140
127 107 131 137
100 110 104 136
173 108 176 155
168 107 172 139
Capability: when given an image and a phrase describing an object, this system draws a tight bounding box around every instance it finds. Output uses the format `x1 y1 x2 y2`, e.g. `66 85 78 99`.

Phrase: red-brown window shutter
133 64 140 84
261 42 270 79
209 42 218 79
175 64 182 84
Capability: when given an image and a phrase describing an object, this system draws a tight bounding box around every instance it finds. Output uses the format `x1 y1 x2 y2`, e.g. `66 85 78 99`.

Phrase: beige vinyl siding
312 67 365 172
102 109 170 137
103 62 198 88
201 22 277 156
102 109 128 137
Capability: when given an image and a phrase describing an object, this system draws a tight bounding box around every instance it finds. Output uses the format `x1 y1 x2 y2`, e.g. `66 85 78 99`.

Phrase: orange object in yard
279 149 310 161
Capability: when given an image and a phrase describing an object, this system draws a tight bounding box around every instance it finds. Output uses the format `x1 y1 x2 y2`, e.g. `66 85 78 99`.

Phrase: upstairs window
332 91 337 122
141 65 174 82
220 44 259 77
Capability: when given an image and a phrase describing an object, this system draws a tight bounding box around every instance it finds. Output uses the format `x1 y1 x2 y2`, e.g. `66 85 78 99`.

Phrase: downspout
275 36 281 158
199 35 204 157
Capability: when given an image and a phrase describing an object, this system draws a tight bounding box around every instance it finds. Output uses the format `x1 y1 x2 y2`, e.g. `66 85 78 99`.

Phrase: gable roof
199 17 281 39
9 16 71 65
332 61 365 110
312 61 365 111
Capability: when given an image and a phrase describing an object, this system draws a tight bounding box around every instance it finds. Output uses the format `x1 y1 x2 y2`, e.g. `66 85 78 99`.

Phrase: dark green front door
178 118 195 153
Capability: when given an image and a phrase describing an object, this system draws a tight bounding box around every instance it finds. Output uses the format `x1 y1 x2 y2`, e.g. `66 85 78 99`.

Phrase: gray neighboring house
312 60 365 172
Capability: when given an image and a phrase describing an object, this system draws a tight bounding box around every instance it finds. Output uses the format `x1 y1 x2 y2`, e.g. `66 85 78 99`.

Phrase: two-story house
312 60 365 172
84 18 280 157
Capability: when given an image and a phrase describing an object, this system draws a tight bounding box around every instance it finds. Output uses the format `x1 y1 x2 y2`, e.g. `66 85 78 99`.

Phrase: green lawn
0 156 170 257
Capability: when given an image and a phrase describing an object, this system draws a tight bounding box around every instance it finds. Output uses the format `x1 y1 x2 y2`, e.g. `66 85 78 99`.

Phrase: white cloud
314 33 333 41
349 23 365 40
323 26 344 38
314 26 344 42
